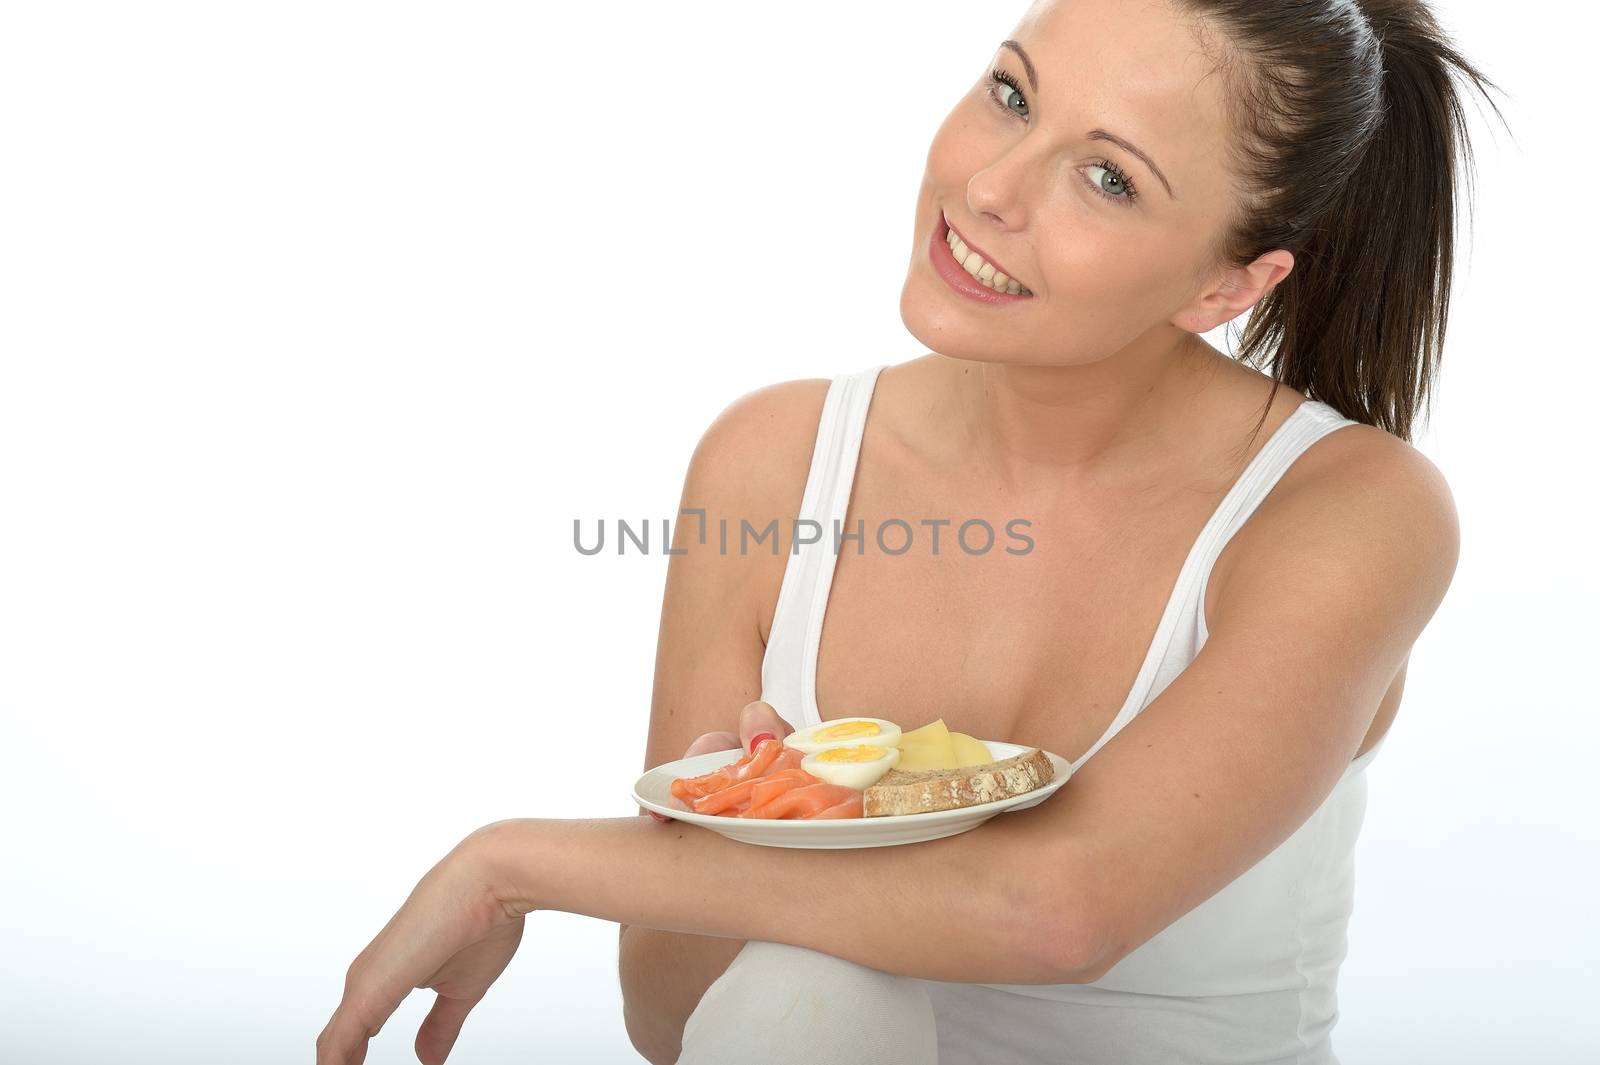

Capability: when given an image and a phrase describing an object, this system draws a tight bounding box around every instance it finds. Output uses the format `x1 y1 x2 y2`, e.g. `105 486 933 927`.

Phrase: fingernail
749 732 776 753
648 811 671 822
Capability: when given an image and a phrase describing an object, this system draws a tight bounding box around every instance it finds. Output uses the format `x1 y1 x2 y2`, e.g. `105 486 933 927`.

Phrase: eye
986 68 1029 119
1085 160 1140 206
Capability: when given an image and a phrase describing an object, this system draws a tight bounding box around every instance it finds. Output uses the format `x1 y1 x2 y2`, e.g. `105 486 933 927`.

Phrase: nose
964 140 1044 232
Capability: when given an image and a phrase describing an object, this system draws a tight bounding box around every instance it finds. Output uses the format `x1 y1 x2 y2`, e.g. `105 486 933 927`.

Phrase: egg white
783 717 903 755
800 744 901 789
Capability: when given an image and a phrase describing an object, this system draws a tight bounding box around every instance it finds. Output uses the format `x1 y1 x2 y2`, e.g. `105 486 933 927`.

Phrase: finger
738 700 795 753
415 992 482 1065
319 872 462 1064
318 945 405 1065
318 971 400 1065
683 730 740 758
315 1004 375 1065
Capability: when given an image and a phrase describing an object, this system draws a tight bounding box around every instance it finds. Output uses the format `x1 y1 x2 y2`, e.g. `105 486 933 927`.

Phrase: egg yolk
814 721 882 742
816 745 889 763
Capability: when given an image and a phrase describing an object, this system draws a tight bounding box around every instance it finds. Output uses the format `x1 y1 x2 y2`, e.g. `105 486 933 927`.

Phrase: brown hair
1176 0 1507 442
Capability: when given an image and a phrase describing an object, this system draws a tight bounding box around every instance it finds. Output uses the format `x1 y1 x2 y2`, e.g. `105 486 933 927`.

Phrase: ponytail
1178 0 1506 442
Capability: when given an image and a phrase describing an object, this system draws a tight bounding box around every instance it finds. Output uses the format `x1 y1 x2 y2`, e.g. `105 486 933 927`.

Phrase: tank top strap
1069 396 1360 771
1192 398 1360 644
760 363 890 732
809 364 886 534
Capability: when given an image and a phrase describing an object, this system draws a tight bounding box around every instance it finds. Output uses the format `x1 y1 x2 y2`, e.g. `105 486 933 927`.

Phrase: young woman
317 1 1501 1062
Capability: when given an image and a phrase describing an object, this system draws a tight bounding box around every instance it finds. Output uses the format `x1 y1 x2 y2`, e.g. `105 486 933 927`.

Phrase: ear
1173 249 1295 333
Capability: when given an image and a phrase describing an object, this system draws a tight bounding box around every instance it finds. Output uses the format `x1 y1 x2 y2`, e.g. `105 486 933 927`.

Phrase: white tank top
760 362 1386 1065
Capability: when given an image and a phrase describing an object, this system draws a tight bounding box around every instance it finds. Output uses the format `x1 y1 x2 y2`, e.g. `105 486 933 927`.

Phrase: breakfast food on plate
669 739 798 802
664 716 1053 822
800 743 901 788
861 747 1055 817
895 718 996 771
783 717 903 754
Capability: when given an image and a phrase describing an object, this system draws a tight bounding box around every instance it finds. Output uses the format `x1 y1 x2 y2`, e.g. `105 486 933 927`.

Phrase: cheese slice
896 718 959 772
949 731 995 767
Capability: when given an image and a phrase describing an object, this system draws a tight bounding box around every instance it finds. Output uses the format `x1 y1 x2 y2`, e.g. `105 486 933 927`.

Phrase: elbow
1038 910 1117 985
1060 939 1120 985
1016 872 1120 985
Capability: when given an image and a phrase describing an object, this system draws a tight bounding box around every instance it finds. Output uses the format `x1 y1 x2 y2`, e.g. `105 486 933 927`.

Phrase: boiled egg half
783 717 903 755
800 744 902 789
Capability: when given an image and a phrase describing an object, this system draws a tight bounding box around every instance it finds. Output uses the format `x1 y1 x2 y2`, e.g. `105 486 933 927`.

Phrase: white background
2 1 1592 1062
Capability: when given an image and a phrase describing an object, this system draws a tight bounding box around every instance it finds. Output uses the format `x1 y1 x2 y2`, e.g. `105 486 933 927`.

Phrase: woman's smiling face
901 0 1245 367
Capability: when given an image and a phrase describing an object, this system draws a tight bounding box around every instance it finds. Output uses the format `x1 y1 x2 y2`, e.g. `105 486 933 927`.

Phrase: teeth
945 228 1030 295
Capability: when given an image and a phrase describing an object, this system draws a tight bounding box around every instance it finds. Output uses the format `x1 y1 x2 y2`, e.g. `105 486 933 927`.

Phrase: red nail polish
648 810 671 822
749 732 776 753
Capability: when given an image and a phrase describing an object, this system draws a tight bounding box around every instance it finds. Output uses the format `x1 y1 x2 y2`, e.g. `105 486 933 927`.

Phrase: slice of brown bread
863 747 1054 817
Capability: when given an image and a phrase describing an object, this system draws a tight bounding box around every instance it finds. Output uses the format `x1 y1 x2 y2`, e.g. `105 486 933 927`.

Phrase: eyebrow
1000 40 1176 200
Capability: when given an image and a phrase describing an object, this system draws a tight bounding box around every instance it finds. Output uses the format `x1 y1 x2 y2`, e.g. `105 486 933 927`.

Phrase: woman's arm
619 377 832 1062
490 427 1458 989
1036 427 1459 977
486 802 1098 984
318 760 1097 1065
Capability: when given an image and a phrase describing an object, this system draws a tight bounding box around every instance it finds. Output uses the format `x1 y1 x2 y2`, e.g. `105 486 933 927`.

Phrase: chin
897 283 1039 366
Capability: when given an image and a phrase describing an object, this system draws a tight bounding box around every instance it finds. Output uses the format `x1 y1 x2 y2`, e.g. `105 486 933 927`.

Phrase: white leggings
675 940 941 1065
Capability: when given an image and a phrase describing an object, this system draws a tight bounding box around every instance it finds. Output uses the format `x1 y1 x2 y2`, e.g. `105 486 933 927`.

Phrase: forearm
481 811 1082 984
619 926 745 1065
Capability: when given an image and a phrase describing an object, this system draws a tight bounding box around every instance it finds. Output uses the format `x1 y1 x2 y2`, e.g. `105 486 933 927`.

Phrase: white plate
632 740 1072 849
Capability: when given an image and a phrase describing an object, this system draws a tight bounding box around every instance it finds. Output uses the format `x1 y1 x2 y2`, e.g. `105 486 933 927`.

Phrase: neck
927 332 1218 492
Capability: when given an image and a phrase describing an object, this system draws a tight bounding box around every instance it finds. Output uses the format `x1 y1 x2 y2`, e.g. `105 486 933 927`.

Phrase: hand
647 700 795 823
316 825 528 1065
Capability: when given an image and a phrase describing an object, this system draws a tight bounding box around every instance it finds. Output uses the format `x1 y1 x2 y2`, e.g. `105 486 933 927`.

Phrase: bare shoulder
675 376 837 647
685 376 833 516
1276 420 1457 558
1214 418 1461 633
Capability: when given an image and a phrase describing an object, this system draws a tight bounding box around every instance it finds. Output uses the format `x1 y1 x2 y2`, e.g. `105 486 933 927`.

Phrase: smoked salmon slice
669 739 865 820
739 782 860 819
768 747 807 773
692 768 818 815
746 768 820 808
809 794 864 819
670 738 784 802
689 777 762 816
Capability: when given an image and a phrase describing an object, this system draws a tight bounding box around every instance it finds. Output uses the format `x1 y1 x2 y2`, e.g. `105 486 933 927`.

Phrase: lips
941 211 1028 290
